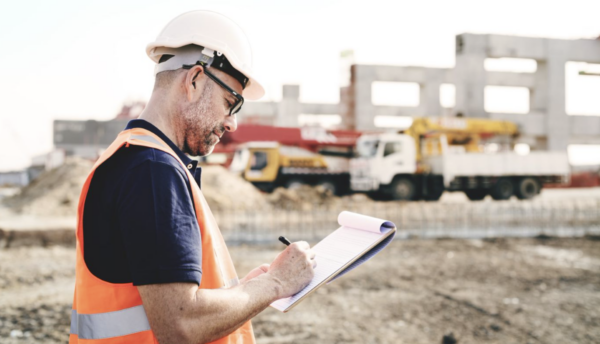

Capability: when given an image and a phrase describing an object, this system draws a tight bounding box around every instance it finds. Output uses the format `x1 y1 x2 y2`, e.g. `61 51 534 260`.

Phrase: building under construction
54 33 600 159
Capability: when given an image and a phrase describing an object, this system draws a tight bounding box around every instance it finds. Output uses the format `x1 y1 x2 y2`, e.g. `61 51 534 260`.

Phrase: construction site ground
1 160 599 343
1 236 599 344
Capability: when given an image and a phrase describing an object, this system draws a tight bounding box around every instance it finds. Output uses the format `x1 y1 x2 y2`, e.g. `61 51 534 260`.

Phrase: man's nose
224 115 237 132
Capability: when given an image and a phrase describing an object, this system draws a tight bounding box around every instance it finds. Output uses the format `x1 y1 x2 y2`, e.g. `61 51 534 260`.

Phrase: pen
278 236 291 246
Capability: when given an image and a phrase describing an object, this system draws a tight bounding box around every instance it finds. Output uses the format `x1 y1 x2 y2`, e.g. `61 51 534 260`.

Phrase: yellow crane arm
402 117 519 161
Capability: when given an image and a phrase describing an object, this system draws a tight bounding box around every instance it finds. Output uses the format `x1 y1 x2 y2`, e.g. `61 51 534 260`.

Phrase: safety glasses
203 68 244 116
186 65 244 116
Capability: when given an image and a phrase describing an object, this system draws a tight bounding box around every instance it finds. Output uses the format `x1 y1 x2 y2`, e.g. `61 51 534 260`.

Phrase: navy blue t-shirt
83 119 203 286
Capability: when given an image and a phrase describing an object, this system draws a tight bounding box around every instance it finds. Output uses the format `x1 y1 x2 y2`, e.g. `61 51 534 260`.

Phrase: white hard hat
147 10 265 100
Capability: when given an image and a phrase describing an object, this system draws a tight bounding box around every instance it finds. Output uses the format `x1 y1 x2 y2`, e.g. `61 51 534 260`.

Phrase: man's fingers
292 241 310 250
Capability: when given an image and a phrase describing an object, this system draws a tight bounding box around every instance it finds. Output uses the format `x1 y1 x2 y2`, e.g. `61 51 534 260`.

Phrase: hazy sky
1 0 599 171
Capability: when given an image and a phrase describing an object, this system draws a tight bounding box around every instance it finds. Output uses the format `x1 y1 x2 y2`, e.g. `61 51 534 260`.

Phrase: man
69 11 316 344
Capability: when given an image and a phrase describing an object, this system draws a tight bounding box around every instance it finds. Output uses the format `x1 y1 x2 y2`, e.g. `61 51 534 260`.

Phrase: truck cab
350 131 569 202
350 134 418 198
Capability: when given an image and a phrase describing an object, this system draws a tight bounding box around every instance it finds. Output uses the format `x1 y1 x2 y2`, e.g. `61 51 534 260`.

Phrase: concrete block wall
54 34 600 155
241 85 340 127
348 33 600 151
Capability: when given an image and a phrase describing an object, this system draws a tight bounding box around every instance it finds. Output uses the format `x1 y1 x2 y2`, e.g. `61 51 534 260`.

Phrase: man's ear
184 65 205 102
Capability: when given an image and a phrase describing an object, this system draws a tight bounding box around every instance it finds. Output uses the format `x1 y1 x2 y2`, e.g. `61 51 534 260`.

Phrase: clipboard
270 211 397 312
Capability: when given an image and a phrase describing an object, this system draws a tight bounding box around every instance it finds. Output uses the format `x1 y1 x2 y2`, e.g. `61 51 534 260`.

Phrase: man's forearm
139 242 315 344
139 273 283 344
185 273 283 342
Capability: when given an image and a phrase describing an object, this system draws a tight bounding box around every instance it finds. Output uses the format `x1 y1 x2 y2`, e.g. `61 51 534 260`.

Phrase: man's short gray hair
153 69 185 90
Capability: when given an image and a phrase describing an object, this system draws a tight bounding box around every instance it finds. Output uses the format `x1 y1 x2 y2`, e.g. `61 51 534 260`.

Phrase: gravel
1 238 599 343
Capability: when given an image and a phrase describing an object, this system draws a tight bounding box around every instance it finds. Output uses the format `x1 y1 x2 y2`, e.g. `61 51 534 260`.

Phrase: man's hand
266 241 316 299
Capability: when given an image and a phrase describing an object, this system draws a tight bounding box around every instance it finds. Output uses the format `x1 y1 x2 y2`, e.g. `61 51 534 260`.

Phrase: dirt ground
1 237 599 344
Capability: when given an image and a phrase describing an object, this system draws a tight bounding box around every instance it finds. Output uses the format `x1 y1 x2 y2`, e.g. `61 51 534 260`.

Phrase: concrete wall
349 34 600 151
54 34 600 154
0 171 29 187
241 85 339 127
54 120 130 159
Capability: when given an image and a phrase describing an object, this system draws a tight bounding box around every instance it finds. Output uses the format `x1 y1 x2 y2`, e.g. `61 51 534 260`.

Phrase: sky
1 0 599 171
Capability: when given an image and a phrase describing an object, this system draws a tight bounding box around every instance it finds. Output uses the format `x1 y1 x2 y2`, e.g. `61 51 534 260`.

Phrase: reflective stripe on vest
70 305 151 340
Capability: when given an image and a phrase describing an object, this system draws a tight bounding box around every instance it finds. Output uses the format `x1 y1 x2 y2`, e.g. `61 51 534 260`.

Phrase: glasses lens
231 98 244 115
204 68 244 116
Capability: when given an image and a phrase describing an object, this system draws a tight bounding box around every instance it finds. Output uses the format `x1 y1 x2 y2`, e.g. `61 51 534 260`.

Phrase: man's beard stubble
181 81 224 157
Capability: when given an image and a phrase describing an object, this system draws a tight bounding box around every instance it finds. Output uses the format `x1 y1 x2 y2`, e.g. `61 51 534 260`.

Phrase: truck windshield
357 140 379 157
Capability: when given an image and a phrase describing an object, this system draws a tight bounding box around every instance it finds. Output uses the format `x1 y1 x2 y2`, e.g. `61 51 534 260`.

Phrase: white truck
350 133 570 201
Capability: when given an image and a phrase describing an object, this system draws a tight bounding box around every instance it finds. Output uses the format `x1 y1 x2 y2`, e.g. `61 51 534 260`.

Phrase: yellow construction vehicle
231 142 351 195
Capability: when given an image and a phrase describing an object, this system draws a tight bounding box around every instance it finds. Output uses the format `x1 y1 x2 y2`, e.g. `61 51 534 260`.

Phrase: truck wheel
423 177 444 201
252 182 275 193
464 189 488 201
490 178 514 200
424 188 443 201
285 179 304 190
317 181 337 195
391 177 417 201
515 177 540 200
367 191 385 201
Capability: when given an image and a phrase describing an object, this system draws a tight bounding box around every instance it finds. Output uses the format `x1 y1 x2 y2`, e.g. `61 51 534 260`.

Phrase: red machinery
213 124 362 166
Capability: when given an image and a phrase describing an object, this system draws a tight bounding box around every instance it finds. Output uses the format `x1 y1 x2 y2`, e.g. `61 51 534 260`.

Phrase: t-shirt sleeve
115 156 202 286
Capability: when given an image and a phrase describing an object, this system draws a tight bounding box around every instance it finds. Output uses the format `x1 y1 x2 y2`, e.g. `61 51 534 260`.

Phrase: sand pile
3 161 273 216
200 165 271 211
3 160 271 217
266 185 340 210
3 157 93 217
3 157 351 216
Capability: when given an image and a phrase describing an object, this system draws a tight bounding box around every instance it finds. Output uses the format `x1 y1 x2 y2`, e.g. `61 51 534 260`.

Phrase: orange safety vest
69 127 255 344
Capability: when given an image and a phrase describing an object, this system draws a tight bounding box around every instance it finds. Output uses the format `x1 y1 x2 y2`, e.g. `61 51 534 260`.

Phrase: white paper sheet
338 211 394 234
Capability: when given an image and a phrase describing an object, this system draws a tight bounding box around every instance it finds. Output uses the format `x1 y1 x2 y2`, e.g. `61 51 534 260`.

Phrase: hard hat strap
198 47 216 67
198 47 248 89
201 53 249 90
